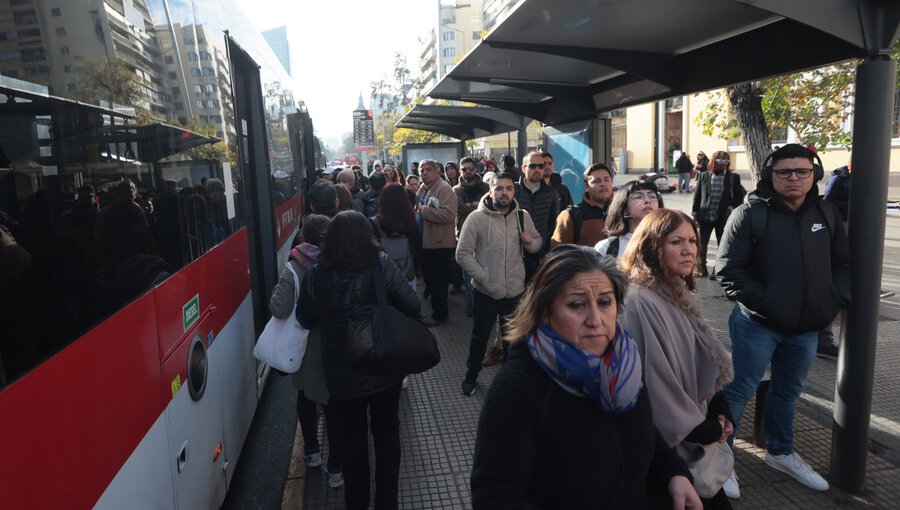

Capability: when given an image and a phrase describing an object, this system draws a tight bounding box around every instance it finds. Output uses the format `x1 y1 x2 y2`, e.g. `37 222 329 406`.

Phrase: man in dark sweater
515 151 560 281
541 151 573 209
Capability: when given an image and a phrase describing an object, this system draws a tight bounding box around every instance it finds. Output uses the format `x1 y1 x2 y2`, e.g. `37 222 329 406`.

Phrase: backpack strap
749 201 767 245
517 209 526 259
817 200 839 242
567 205 584 245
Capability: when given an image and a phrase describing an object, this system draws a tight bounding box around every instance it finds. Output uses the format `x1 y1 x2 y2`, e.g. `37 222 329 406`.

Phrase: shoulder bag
253 263 309 373
345 261 440 376
675 440 735 498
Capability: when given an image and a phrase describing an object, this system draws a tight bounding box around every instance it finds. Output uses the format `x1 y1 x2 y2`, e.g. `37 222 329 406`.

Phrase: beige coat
455 197 542 300
417 178 458 249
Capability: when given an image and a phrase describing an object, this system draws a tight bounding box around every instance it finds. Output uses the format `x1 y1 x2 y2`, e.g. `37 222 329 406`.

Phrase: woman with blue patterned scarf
471 245 701 510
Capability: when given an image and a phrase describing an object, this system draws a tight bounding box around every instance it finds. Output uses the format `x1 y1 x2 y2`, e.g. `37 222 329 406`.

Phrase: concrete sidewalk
294 277 900 509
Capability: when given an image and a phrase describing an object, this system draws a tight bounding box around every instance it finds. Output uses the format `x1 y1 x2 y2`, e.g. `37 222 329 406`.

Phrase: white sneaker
723 470 740 499
324 466 344 488
303 452 323 468
765 452 829 491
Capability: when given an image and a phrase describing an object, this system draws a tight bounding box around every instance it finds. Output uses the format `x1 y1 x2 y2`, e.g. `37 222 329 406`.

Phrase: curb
281 424 306 510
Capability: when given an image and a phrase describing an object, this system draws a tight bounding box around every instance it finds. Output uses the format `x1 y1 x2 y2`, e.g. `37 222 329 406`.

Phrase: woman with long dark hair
373 184 420 289
595 180 664 259
297 211 420 510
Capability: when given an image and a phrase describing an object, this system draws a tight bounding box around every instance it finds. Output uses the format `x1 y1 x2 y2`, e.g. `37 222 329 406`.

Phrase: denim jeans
462 271 474 307
466 290 520 374
678 172 692 192
723 305 818 455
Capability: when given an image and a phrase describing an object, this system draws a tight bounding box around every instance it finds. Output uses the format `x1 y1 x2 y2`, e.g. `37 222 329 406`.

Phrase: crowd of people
279 143 853 509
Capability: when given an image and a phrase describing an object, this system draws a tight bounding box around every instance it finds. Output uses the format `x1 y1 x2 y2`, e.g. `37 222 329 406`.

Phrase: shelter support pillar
517 128 528 161
592 117 612 167
831 55 896 493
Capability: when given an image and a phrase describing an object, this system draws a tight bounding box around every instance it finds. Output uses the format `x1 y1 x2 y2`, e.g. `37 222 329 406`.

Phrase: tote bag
676 440 735 498
253 263 309 373
345 261 440 376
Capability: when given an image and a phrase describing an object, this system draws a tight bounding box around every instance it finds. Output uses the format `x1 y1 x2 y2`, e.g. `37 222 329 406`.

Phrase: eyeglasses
628 191 658 202
773 168 813 179
526 163 545 170
715 159 730 165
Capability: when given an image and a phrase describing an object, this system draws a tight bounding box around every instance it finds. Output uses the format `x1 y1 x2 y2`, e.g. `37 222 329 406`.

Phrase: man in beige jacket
416 159 459 327
456 171 541 395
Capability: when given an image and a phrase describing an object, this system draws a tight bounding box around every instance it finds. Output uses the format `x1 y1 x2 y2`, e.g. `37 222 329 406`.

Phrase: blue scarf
526 322 643 414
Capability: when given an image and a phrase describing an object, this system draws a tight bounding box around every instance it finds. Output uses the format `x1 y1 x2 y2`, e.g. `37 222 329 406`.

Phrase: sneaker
324 466 344 488
461 371 477 396
402 376 410 390
304 452 323 468
723 470 740 499
765 452 829 491
816 343 839 359
482 347 503 368
423 317 447 328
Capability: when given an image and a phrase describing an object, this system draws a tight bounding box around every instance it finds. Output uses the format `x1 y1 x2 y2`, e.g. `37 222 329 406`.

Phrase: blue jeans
678 172 692 192
723 304 818 455
463 271 474 307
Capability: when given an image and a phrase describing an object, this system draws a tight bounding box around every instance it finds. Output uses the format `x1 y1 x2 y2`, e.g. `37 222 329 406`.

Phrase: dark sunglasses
526 163 545 170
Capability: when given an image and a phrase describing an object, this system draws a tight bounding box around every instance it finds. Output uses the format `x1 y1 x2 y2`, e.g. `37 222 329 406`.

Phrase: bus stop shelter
414 0 899 493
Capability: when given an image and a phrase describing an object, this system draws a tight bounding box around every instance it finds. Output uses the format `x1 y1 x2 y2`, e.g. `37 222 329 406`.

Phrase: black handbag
345 261 441 376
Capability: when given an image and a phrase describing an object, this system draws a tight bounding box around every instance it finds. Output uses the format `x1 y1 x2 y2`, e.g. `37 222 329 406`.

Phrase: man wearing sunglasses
715 144 850 497
692 150 746 278
514 151 560 281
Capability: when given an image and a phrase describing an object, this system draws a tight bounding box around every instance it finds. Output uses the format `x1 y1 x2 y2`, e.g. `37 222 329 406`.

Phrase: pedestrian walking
692 151 745 278
676 152 693 193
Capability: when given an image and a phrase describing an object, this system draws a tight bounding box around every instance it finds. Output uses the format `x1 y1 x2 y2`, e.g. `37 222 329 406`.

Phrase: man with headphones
714 144 850 498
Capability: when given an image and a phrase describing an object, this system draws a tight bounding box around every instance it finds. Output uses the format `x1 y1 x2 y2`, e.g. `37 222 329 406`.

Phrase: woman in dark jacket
297 210 420 510
471 245 701 510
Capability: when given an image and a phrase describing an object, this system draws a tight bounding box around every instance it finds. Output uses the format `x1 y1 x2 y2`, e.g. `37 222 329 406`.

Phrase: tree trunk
728 82 771 184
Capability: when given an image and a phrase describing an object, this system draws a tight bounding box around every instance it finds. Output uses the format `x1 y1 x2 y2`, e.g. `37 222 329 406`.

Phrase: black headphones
761 144 824 182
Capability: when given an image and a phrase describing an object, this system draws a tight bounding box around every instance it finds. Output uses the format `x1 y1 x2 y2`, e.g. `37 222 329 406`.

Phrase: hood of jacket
291 242 320 270
832 166 850 178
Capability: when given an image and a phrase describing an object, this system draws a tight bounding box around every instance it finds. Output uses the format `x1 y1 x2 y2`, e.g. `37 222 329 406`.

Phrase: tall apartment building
482 0 523 32
437 0 482 79
155 22 235 143
0 0 170 117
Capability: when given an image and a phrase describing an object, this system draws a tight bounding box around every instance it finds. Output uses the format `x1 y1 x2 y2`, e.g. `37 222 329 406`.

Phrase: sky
241 0 437 145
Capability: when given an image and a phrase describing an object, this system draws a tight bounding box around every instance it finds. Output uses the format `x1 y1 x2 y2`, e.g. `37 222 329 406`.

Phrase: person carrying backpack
371 184 420 289
551 163 614 248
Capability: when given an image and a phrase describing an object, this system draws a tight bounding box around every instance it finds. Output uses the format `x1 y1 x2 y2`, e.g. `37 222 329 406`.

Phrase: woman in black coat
470 245 701 510
297 211 420 510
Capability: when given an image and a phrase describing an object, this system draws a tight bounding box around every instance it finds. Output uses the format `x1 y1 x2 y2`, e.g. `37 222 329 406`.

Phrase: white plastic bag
253 263 308 373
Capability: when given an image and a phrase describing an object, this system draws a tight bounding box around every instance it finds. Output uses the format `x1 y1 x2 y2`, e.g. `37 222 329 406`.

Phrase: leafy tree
389 126 438 155
72 57 153 125
370 53 421 114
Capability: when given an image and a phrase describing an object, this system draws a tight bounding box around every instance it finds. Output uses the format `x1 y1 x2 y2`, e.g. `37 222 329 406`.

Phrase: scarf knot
526 322 643 414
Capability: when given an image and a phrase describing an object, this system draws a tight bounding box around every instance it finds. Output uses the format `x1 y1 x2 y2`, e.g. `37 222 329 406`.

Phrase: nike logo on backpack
811 223 826 233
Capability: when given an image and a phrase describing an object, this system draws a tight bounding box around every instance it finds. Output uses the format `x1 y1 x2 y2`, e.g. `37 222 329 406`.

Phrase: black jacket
676 154 693 174
297 253 421 399
549 173 574 210
471 342 690 510
824 166 850 221
715 182 851 335
515 178 560 248
692 170 745 222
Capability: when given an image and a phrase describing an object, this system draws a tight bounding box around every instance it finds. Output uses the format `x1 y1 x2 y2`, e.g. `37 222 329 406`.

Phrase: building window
190 68 201 77
473 31 480 40
194 84 202 95
200 115 208 123
174 102 184 110
443 31 455 41
471 15 482 25
197 100 205 109
444 64 454 74
188 52 198 61
172 87 180 96
205 83 215 94
51 8 61 16
60 46 69 55
168 71 177 79
165 55 174 64
212 115 222 123
199 51 211 60
55 27 66 36
202 67 214 76
442 47 455 57
207 99 218 108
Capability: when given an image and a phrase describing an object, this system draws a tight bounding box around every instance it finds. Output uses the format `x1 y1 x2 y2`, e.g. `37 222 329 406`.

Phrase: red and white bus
0 1 317 508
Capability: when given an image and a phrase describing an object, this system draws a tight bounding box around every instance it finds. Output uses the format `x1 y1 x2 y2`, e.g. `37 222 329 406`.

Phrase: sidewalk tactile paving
301 275 900 509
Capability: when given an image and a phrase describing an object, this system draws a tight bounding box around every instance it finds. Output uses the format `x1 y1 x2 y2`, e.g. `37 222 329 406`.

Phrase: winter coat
514 177 560 250
676 154 693 174
550 192 608 248
417 178 458 249
715 181 851 335
269 243 329 404
453 179 489 238
471 341 691 510
549 173 574 210
297 253 421 400
823 166 850 221
692 170 745 223
455 197 541 300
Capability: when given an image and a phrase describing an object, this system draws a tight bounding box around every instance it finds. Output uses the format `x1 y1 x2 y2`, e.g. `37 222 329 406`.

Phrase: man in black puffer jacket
515 151 560 281
715 144 850 496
